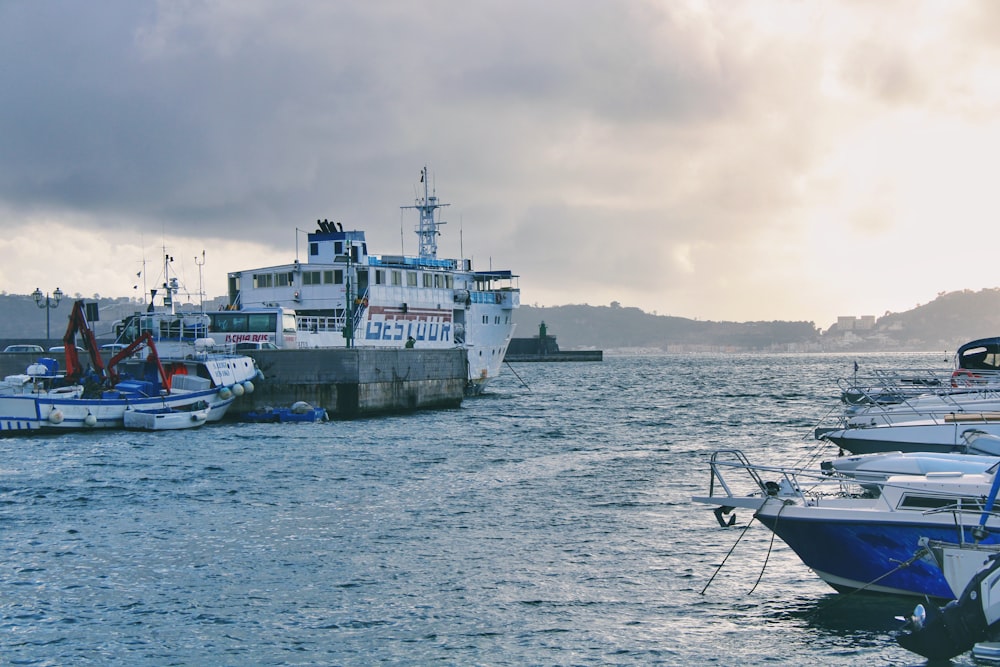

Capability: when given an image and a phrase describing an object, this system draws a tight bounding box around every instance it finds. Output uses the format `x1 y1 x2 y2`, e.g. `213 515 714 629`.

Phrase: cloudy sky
2 1 999 328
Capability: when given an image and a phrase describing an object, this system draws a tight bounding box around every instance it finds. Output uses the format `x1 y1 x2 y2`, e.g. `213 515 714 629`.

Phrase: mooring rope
700 513 757 596
747 503 786 596
503 361 531 390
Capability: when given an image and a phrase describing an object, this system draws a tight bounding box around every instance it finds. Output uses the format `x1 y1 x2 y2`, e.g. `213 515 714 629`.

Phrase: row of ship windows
252 269 456 290
482 315 510 325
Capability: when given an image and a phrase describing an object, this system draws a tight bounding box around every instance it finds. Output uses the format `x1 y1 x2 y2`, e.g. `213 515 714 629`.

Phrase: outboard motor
897 553 1000 660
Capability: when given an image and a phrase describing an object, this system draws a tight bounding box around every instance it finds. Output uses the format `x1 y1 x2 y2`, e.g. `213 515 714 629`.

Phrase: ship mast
401 165 449 259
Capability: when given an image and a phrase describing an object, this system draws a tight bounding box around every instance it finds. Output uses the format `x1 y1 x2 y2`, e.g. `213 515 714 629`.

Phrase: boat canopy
958 337 1000 371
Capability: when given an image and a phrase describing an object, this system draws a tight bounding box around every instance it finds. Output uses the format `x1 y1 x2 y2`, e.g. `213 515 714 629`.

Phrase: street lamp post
32 287 64 344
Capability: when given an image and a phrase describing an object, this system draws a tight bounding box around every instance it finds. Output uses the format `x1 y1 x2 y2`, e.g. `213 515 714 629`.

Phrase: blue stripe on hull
823 434 958 455
755 514 998 598
0 419 40 432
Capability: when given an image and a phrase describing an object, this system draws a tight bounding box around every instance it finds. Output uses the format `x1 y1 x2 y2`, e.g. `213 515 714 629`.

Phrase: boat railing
836 368 1000 415
297 314 347 334
704 450 862 502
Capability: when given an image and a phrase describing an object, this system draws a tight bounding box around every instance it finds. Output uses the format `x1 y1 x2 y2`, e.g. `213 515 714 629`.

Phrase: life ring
951 369 982 387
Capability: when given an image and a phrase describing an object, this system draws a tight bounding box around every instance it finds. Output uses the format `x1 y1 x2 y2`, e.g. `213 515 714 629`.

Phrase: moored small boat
124 404 209 431
242 401 328 423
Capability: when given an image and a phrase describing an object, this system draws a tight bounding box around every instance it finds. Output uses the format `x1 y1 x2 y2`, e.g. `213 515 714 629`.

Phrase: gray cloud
0 1 997 326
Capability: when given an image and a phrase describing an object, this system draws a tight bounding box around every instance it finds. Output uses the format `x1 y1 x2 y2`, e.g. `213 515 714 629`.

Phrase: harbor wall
241 348 466 418
505 350 603 362
0 348 468 418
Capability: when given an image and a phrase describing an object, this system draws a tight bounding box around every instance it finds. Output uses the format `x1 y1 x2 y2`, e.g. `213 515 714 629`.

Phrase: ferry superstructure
225 167 519 394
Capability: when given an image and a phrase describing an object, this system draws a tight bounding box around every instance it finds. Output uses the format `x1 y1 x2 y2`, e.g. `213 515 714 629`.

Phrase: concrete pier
239 348 466 418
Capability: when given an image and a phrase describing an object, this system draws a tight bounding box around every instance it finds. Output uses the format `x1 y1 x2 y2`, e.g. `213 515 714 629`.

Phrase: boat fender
242 380 255 394
48 409 64 424
83 413 97 427
217 387 233 400
231 383 245 397
291 400 312 414
952 369 982 388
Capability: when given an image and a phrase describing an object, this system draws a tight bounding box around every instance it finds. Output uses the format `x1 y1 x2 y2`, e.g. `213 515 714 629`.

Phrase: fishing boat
123 403 210 431
221 166 519 394
693 449 1000 599
0 298 260 433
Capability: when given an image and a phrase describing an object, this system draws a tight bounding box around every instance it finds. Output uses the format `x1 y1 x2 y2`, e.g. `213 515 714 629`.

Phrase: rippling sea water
1 353 965 665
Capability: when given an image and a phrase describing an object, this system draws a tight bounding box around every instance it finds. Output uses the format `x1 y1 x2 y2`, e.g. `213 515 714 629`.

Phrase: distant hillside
512 303 820 352
834 288 1000 351
514 289 1000 352
2 288 1000 352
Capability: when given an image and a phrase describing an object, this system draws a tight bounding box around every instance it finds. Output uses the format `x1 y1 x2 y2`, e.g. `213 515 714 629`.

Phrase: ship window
898 495 983 511
483 315 488 324
446 275 453 289
334 270 344 285
247 313 277 333
323 271 334 284
309 242 318 256
335 241 343 255
434 274 443 288
423 273 433 288
375 270 385 286
303 271 321 286
253 273 274 288
277 272 292 287
391 270 402 286
407 272 417 287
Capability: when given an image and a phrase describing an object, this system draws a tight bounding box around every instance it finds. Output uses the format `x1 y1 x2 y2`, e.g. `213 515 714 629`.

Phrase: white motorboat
817 339 1000 453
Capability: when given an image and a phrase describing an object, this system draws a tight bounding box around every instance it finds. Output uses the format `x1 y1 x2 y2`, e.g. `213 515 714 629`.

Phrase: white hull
124 406 209 430
822 419 1000 454
0 386 236 432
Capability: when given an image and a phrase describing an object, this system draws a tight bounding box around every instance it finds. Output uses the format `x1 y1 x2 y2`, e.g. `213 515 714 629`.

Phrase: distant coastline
2 288 999 354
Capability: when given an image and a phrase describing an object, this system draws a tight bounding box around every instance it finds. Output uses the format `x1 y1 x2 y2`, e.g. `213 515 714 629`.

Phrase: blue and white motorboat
693 449 1000 599
0 297 260 433
221 166 520 394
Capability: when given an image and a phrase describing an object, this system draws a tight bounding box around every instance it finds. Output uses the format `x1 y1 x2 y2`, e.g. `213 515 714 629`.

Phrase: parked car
235 342 279 351
99 343 129 355
3 344 44 353
48 345 86 353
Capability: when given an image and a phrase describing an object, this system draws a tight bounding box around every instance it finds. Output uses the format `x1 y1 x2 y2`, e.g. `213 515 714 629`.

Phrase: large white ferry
224 168 519 394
